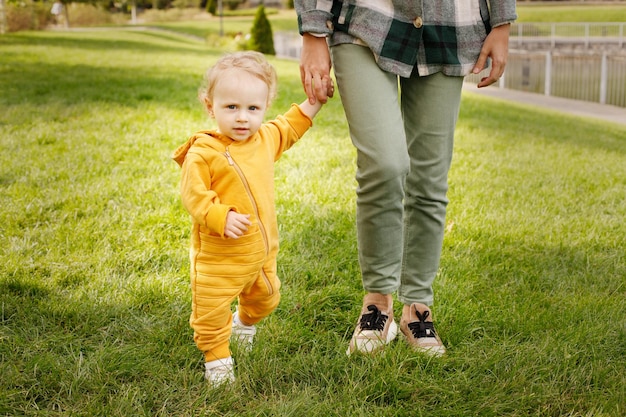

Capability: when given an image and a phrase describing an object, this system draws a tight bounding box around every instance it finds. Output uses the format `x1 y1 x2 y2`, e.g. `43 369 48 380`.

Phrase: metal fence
466 51 626 108
510 22 625 50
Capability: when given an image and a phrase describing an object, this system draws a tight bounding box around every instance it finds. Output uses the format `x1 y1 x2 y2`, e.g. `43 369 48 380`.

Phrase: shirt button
326 20 334 31
413 16 423 28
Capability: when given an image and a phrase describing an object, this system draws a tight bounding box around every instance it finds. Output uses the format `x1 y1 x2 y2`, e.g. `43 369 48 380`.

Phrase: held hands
473 24 511 88
224 211 251 239
300 34 335 105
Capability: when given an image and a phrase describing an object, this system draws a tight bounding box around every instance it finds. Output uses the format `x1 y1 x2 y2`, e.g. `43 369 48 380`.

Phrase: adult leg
397 72 463 355
331 43 410 295
398 72 463 306
332 44 409 354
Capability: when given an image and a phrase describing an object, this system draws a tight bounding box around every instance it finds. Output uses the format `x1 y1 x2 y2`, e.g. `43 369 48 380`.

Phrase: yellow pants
190 228 280 362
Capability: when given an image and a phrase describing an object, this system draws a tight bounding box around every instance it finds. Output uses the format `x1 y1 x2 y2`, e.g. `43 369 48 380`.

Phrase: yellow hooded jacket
172 104 313 359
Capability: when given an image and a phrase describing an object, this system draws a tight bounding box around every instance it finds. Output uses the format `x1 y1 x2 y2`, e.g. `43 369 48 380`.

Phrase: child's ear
204 97 214 117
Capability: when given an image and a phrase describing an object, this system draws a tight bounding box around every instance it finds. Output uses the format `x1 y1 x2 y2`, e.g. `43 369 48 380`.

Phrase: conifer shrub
248 5 275 55
206 0 216 15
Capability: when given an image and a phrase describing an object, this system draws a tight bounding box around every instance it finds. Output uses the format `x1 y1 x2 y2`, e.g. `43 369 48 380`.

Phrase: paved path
462 83 626 127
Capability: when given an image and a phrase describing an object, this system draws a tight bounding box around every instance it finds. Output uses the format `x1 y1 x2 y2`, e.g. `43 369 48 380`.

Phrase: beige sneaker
347 293 398 355
400 303 445 356
204 357 235 385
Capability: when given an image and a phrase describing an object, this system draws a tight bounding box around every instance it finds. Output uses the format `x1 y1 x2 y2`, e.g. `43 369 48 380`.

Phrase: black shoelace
407 308 437 339
359 305 388 331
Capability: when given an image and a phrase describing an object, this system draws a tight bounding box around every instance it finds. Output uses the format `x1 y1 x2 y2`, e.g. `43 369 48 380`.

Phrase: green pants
331 44 463 306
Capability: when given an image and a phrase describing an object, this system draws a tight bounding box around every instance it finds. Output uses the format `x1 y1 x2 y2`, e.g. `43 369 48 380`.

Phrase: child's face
208 69 269 142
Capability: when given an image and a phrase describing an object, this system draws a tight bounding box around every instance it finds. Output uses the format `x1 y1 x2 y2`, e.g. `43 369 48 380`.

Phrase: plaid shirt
296 0 517 78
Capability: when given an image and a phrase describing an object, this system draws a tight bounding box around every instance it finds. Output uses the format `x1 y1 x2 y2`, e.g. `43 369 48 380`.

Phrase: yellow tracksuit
172 104 313 361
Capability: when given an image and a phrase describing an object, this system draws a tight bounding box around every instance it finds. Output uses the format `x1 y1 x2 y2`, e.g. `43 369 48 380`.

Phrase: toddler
172 51 328 384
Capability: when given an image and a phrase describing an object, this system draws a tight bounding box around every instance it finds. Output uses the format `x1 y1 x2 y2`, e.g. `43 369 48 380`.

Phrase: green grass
516 4 626 23
1 29 625 416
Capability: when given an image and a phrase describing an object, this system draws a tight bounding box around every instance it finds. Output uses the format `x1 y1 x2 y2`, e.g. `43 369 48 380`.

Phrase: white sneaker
204 357 235 385
347 294 398 356
232 311 256 350
347 306 398 355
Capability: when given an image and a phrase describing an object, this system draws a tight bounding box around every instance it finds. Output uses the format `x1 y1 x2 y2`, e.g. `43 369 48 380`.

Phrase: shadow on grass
0 61 199 107
0 30 220 108
1 29 210 56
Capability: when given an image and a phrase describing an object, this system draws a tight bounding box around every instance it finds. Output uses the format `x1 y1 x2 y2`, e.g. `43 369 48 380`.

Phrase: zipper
223 146 273 294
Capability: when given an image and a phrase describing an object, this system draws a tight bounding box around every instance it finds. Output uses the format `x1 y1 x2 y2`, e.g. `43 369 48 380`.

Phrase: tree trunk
0 0 7 34
63 2 70 29
131 0 137 25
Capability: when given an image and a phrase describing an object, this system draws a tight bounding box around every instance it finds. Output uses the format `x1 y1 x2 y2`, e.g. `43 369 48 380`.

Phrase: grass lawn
515 3 626 23
1 28 625 416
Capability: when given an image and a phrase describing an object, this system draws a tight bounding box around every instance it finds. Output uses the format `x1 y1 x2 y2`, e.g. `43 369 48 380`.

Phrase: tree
248 5 274 55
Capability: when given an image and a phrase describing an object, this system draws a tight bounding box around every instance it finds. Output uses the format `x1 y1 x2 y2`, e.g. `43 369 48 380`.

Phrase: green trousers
331 44 464 306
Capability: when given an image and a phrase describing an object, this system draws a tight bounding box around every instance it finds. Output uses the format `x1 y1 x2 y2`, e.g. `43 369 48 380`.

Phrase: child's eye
227 105 237 110
249 106 258 111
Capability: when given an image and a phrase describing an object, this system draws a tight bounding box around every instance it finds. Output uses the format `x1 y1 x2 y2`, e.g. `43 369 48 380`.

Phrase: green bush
5 0 49 32
225 0 242 11
68 4 115 27
3 2 128 32
248 4 274 55
206 0 216 15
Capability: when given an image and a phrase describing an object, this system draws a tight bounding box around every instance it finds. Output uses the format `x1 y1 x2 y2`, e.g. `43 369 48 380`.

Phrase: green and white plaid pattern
296 0 517 78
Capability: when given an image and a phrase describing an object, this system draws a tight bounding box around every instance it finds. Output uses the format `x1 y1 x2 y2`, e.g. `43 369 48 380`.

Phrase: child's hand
299 79 331 120
326 78 335 99
224 211 251 239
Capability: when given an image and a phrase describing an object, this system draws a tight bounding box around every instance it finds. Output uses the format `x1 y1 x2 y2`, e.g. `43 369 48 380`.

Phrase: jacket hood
172 130 230 167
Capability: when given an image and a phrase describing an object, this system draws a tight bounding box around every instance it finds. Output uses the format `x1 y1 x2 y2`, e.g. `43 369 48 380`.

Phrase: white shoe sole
347 320 398 355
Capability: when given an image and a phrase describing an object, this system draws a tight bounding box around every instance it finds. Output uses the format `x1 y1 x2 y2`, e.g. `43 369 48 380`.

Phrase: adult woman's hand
299 33 334 104
473 24 511 88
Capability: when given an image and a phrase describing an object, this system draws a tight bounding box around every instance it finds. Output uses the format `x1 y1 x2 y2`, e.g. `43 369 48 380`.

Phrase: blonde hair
198 51 278 109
